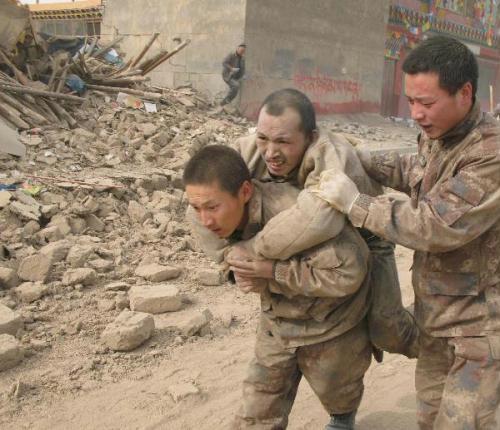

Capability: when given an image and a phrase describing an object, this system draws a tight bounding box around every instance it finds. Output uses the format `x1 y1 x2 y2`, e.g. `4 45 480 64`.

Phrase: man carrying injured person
189 88 419 362
184 145 373 429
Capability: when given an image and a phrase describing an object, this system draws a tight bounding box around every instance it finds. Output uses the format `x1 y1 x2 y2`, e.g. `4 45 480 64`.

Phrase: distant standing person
221 43 246 106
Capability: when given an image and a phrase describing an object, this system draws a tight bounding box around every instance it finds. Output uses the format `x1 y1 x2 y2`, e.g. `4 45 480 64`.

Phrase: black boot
325 411 356 429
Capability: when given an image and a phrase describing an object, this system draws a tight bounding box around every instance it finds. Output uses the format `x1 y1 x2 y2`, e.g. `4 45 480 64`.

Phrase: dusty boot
372 344 384 363
325 411 356 430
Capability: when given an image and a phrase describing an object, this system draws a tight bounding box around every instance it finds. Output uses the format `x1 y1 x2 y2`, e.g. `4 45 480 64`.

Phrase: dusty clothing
231 129 419 357
233 317 371 429
416 333 500 429
222 51 245 82
228 181 372 347
348 101 500 427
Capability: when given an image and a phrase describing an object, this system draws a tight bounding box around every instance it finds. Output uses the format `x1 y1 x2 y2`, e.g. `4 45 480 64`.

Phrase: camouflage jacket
348 101 500 345
190 181 371 348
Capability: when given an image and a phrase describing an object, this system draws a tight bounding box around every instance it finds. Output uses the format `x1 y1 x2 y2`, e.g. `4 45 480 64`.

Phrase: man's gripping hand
310 169 360 214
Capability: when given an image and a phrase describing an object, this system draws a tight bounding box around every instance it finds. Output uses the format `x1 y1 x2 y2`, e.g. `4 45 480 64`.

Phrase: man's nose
200 211 214 227
410 103 425 121
265 141 280 158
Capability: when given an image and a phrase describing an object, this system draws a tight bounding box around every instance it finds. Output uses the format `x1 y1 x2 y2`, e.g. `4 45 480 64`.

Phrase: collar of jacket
438 99 483 146
228 182 263 242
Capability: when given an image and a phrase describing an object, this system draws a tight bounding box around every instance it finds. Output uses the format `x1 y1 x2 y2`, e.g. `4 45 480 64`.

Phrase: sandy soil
1 245 419 430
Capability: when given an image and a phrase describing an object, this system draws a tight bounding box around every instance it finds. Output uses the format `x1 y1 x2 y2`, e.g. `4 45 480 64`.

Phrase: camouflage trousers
366 237 419 358
416 332 500 429
232 317 372 429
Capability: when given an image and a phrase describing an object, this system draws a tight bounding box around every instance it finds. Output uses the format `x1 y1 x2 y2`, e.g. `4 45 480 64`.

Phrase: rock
85 214 105 232
196 268 223 286
18 254 52 282
0 267 19 289
127 200 151 224
129 284 182 314
101 310 154 351
0 191 11 208
0 303 23 336
62 268 97 286
104 281 130 292
34 225 64 244
88 258 114 272
21 220 40 238
114 294 129 310
68 217 87 235
14 282 49 303
180 309 213 337
67 244 94 268
0 334 23 371
134 263 181 282
167 382 200 402
9 201 39 221
39 240 71 264
47 215 72 236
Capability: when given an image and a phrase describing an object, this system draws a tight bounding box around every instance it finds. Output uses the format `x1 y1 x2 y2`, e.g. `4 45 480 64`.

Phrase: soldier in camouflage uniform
184 145 372 429
313 35 500 429
189 88 419 361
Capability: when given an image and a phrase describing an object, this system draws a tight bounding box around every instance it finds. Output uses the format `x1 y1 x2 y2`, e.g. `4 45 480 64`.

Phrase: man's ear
310 129 319 145
240 180 253 203
459 82 473 105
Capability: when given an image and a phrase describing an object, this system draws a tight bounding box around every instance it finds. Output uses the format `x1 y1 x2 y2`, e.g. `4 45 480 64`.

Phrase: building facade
383 0 500 117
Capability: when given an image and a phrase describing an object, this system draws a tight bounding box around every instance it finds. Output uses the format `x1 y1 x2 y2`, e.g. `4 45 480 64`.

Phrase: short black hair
260 88 317 141
238 43 246 48
183 145 251 196
403 35 478 97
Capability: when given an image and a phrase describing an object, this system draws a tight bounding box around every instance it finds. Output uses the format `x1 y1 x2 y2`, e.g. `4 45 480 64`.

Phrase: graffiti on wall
293 70 362 99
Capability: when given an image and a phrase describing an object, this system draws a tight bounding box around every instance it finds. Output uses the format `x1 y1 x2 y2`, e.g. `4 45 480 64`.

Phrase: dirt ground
1 115 425 430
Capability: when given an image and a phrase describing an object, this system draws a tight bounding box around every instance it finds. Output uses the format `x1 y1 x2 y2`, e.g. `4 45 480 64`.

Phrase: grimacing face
256 107 311 177
405 72 473 139
186 180 252 238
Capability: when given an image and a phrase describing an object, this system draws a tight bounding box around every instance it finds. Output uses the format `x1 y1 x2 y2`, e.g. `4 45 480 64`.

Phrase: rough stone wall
240 0 390 118
101 0 246 97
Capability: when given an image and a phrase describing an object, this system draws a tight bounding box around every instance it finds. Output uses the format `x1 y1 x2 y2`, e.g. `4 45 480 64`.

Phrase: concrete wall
102 0 246 97
240 0 390 118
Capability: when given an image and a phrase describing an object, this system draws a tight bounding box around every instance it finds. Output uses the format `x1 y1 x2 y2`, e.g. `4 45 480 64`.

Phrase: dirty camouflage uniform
346 101 500 429
191 128 419 358
207 181 372 429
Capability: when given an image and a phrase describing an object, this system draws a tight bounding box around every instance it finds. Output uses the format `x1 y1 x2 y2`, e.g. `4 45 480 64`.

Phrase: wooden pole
0 84 84 103
131 32 160 68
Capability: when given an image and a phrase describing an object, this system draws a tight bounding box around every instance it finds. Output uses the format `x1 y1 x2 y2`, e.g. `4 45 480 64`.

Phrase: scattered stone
101 310 154 351
39 240 71 264
17 253 52 282
180 309 213 337
128 201 151 224
14 282 49 303
196 268 224 286
9 201 40 221
85 214 105 232
97 299 115 312
34 225 64 244
88 258 114 272
62 268 97 286
134 263 181 282
104 281 130 292
0 303 23 336
129 284 182 314
0 334 23 372
0 267 19 289
67 244 94 268
0 191 11 208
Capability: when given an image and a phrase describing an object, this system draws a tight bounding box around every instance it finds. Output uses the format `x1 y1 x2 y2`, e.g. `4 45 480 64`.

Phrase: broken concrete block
17 254 52 282
88 258 113 272
85 214 105 232
9 201 39 221
34 225 64 244
127 200 151 224
134 263 181 282
101 310 154 351
0 304 22 336
0 334 23 372
66 244 94 268
47 215 72 236
0 191 11 208
196 269 223 286
62 268 97 286
129 284 182 314
14 282 49 303
21 220 40 238
39 240 71 264
0 267 19 289
68 217 87 235
180 309 213 337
